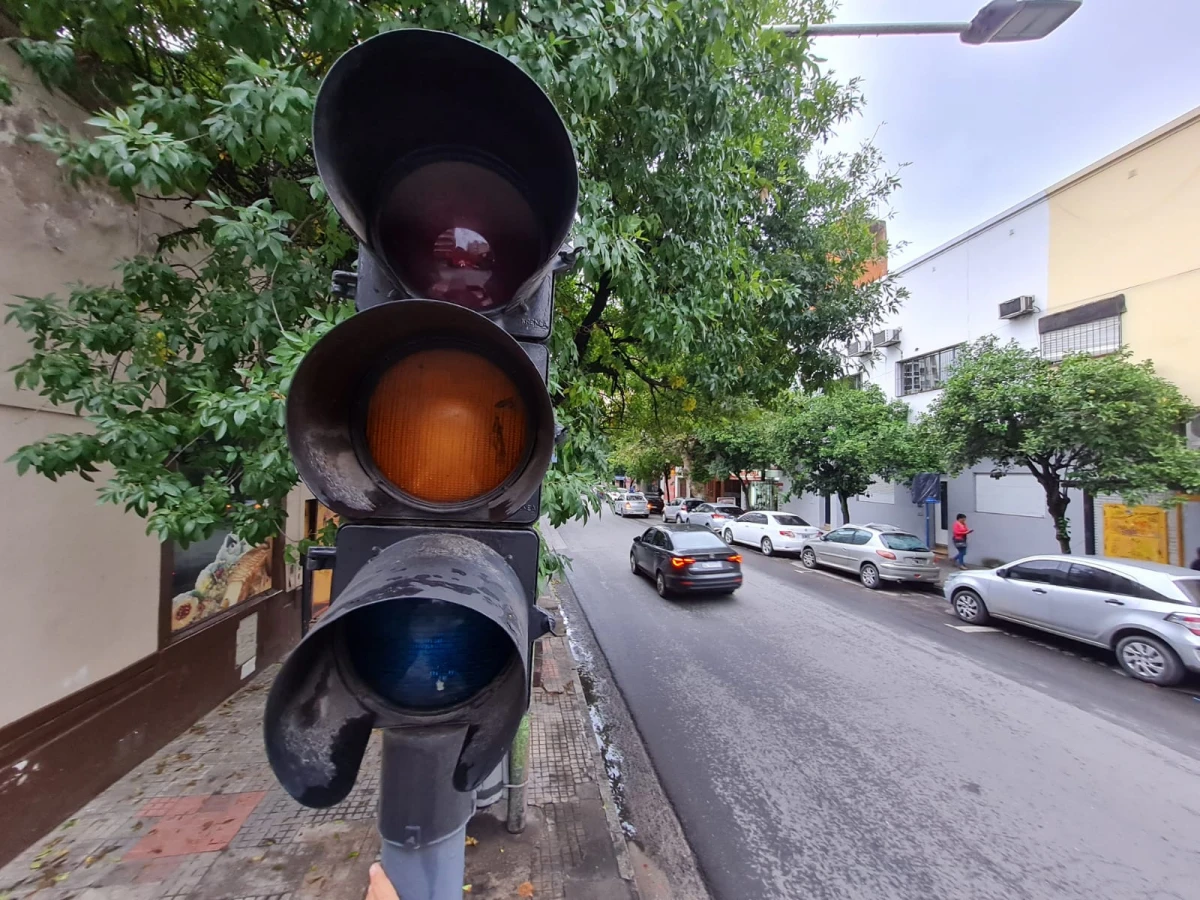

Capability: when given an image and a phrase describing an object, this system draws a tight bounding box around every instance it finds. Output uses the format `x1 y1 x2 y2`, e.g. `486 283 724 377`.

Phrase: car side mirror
996 568 1009 579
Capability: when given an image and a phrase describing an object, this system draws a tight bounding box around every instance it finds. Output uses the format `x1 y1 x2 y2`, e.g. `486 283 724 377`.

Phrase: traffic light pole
378 726 475 900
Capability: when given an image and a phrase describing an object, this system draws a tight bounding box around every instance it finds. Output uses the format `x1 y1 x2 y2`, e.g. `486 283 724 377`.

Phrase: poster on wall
1102 504 1168 564
170 533 275 633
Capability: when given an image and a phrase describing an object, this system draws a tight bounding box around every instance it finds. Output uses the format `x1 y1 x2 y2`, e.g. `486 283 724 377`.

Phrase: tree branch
573 272 612 363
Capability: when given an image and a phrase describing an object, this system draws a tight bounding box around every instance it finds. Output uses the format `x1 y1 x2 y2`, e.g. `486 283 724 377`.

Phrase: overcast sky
813 0 1200 266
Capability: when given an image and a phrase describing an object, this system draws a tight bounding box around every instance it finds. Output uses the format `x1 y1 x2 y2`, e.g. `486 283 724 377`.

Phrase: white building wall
786 197 1087 564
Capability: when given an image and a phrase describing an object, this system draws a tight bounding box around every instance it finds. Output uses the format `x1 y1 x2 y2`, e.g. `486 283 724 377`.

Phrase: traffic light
262 27 577 899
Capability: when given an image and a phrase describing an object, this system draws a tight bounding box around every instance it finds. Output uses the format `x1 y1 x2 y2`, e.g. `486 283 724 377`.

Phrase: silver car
944 555 1200 686
615 492 649 517
688 503 745 532
800 525 940 589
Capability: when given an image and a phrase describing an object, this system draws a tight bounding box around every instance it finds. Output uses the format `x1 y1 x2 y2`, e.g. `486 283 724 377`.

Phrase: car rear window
880 533 929 551
1173 579 1200 604
627 493 645 500
670 530 729 551
684 500 705 509
715 506 744 516
773 515 809 527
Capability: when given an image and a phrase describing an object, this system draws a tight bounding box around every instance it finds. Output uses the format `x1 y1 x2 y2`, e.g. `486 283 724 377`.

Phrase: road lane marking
945 624 1002 633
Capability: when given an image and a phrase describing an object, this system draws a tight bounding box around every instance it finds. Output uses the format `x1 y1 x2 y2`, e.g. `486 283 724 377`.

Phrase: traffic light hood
286 299 555 522
264 532 536 807
313 28 578 313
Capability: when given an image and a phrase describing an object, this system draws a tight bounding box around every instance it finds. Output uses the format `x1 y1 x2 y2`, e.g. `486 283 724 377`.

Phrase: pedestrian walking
1190 547 1200 571
952 514 973 569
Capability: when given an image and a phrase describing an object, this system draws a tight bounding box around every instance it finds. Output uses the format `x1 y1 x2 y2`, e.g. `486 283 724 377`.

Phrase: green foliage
690 414 777 503
4 0 901 553
926 338 1200 552
775 385 934 523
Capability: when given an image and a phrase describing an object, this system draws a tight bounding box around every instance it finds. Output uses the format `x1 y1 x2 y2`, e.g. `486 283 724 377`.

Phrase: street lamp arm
767 22 968 37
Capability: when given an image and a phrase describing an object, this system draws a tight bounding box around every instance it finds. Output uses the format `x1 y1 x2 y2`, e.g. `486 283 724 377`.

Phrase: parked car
614 492 649 517
630 524 743 597
944 555 1200 685
723 512 822 556
606 490 623 504
800 525 939 589
688 503 745 532
643 492 665 515
663 497 706 523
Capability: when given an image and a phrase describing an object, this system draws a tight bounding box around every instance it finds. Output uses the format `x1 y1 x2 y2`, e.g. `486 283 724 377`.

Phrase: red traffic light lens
376 161 543 312
365 348 530 504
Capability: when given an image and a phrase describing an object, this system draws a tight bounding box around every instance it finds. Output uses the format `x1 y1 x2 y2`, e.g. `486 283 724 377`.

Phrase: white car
723 512 822 557
615 492 649 517
688 503 745 532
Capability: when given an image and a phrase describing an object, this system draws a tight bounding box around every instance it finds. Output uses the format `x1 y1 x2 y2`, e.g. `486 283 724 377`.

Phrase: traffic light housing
263 26 577 865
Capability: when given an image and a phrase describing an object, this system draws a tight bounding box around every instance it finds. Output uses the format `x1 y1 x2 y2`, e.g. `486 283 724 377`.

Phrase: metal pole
506 713 530 833
378 726 475 900
768 22 968 37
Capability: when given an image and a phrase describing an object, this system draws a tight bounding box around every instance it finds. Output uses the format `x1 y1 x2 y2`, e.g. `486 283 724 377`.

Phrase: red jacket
952 521 970 541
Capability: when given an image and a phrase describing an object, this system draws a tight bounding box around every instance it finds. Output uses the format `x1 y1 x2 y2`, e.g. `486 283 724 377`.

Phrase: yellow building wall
1046 111 1200 401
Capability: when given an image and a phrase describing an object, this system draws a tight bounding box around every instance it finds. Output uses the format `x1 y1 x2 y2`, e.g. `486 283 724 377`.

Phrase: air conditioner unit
998 295 1036 319
1188 414 1200 451
847 340 872 357
872 328 901 347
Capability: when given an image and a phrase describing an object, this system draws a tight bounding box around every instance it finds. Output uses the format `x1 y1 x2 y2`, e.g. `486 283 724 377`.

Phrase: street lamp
768 1 1081 44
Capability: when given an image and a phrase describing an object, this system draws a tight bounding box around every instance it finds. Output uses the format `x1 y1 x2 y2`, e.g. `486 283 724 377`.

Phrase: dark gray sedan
630 524 743 597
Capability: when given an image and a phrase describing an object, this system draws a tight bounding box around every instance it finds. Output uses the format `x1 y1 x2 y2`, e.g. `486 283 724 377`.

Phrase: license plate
906 557 929 564
693 561 722 570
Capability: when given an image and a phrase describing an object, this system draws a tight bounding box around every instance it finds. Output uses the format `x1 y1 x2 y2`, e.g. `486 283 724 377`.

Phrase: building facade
783 106 1200 566
0 48 303 865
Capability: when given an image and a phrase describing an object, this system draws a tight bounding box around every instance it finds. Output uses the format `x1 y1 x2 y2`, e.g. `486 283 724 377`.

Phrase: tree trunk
732 473 745 507
838 493 850 526
1045 486 1072 554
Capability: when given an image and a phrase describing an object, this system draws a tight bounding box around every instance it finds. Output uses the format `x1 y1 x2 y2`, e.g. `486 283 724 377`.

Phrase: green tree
691 414 777 506
4 0 900 551
925 338 1200 553
775 385 934 524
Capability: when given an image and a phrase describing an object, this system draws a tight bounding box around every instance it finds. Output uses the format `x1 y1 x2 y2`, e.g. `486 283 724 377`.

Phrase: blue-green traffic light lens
343 599 514 711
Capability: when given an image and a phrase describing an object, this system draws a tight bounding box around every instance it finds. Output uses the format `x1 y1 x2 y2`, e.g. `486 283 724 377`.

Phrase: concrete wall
0 46 191 727
1047 108 1200 402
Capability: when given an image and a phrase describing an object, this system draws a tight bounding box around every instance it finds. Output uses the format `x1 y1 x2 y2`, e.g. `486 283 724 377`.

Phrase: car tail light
1167 613 1200 636
728 554 742 563
671 556 696 569
876 550 897 560
778 530 795 538
625 503 632 508
712 514 726 520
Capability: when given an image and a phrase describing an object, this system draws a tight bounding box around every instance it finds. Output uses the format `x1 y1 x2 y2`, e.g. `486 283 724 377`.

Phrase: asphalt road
553 511 1200 900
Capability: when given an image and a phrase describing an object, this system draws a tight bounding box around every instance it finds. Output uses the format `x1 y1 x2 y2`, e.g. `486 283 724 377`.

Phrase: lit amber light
366 349 528 503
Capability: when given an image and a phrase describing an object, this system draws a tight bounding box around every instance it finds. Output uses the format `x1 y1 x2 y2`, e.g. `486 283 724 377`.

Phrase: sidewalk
0 586 637 900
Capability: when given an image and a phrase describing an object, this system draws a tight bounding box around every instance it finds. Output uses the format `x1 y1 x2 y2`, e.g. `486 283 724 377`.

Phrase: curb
542 521 640 898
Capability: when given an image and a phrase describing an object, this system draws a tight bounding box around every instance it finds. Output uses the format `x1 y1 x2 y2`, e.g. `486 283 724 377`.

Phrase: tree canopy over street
926 338 1200 552
4 0 902 548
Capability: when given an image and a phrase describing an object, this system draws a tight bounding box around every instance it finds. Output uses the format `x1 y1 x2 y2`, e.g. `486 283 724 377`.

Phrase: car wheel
630 552 639 576
952 589 988 624
801 547 817 569
655 571 669 598
1115 634 1185 686
760 537 774 557
859 562 881 590
723 529 734 543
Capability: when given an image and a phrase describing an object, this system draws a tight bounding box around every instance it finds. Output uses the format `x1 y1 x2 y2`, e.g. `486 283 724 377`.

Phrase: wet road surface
553 512 1200 900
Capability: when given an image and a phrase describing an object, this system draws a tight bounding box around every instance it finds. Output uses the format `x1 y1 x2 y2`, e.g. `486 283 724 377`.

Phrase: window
714 505 744 517
897 345 962 396
848 529 873 545
627 492 645 500
841 372 864 390
858 478 895 504
1040 316 1121 361
1173 580 1200 605
640 528 657 543
772 514 809 527
670 530 728 551
695 504 714 512
881 533 929 551
1066 564 1140 597
1007 559 1063 585
1038 294 1125 361
974 473 1045 518
825 528 854 543
743 513 769 524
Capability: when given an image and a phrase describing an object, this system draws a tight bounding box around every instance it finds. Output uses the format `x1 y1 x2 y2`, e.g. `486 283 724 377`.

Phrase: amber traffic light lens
365 349 529 504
